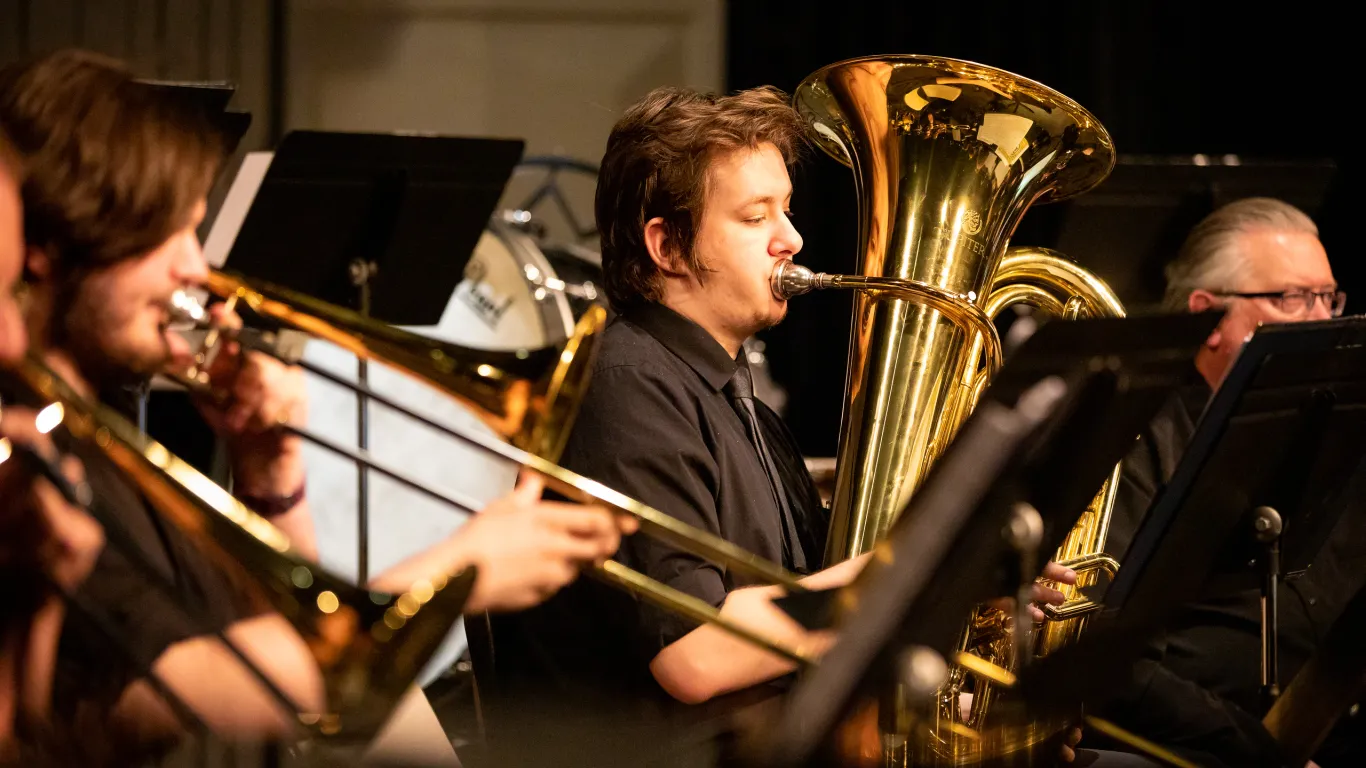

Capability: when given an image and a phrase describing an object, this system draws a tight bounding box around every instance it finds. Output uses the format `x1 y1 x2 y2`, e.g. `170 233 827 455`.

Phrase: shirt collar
622 302 739 391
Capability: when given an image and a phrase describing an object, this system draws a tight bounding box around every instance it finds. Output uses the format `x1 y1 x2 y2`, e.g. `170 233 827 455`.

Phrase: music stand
752 311 1217 767
222 130 525 580
135 79 253 156
1016 317 1366 726
1012 156 1337 309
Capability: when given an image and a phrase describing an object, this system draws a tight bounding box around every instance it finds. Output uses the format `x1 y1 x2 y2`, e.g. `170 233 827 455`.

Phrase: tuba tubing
782 52 1123 765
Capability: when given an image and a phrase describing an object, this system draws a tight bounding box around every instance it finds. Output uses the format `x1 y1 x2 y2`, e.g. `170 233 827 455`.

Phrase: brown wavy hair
595 85 807 311
0 49 223 276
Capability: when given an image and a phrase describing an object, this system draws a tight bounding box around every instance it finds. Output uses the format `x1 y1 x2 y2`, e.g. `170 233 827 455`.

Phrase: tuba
779 55 1124 762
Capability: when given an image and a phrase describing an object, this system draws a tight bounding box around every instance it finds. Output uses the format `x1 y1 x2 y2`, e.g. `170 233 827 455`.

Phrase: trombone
0 355 479 742
175 269 817 665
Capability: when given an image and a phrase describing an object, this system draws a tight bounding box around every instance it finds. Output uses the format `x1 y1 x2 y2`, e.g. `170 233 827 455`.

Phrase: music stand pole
352 258 377 583
1252 505 1284 708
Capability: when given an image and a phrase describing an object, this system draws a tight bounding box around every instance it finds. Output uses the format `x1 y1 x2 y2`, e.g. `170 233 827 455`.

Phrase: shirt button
1308 597 1318 606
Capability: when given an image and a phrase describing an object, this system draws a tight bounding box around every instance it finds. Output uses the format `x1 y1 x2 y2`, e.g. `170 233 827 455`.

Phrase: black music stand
750 311 1217 768
222 130 524 580
1012 156 1337 308
1015 317 1366 733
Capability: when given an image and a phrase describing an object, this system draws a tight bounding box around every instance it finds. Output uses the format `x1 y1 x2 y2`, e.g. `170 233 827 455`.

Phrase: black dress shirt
50 394 248 726
476 303 827 767
1099 377 1366 767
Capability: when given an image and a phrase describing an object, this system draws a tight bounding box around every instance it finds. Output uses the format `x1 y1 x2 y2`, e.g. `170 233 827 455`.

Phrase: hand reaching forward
370 472 638 614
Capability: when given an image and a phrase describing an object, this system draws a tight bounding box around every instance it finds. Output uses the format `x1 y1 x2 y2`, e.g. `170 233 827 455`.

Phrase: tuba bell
781 55 1125 763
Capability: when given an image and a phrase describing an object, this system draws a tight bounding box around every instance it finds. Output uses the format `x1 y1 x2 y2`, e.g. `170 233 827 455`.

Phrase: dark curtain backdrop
729 1 1357 457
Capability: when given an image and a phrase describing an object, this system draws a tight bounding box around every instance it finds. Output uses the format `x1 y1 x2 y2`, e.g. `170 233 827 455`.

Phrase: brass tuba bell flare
786 54 1126 763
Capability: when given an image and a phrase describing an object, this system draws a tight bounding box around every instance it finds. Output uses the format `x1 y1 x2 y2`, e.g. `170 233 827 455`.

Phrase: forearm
366 536 469 598
264 501 316 562
650 584 830 704
799 552 870 590
19 596 64 719
650 554 868 703
145 614 324 739
231 442 316 561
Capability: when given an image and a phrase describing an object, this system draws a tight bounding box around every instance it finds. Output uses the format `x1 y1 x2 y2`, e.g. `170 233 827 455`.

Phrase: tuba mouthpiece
771 259 822 300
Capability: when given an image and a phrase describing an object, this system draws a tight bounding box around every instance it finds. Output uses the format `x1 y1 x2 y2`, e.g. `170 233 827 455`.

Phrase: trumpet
172 268 816 665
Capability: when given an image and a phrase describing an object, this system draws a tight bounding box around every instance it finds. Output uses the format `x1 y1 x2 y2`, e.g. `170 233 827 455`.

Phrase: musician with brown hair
0 48 633 762
478 85 1085 767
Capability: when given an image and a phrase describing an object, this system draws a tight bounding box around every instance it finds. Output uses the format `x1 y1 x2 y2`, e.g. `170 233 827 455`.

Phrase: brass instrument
1 354 478 743
778 55 1125 762
186 269 816 665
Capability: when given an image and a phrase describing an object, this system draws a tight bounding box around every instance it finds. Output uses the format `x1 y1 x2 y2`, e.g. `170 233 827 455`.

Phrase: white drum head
304 220 586 687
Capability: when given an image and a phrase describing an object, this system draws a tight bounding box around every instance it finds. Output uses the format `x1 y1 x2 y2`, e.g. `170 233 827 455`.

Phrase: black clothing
723 359 806 572
1100 378 1366 767
477 303 827 766
51 409 247 722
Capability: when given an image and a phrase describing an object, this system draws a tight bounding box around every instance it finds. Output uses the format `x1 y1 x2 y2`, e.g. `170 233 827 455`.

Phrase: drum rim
486 215 577 343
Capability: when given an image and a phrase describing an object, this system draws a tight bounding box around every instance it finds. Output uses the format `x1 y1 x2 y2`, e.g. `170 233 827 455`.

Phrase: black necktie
725 362 807 572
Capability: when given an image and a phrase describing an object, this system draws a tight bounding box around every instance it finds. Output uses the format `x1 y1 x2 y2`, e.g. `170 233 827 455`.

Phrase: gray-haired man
1099 197 1361 768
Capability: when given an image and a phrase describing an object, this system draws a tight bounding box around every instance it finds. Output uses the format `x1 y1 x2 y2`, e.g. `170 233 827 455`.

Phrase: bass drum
301 216 601 688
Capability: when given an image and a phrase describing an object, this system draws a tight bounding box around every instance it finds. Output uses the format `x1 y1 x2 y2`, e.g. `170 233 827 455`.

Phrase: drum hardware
507 155 601 245
520 261 599 303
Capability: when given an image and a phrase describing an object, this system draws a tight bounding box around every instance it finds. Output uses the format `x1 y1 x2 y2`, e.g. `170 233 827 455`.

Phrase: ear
643 217 689 278
24 244 53 281
1187 290 1224 348
1187 289 1219 314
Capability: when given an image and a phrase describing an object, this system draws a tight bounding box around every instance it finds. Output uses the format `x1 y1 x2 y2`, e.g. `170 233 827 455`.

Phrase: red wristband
238 484 306 518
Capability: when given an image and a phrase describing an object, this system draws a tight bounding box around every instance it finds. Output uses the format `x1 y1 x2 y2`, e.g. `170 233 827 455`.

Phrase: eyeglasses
1215 289 1347 318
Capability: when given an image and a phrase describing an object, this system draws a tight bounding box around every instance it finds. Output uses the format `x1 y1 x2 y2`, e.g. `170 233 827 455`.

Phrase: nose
174 231 210 284
771 212 803 260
